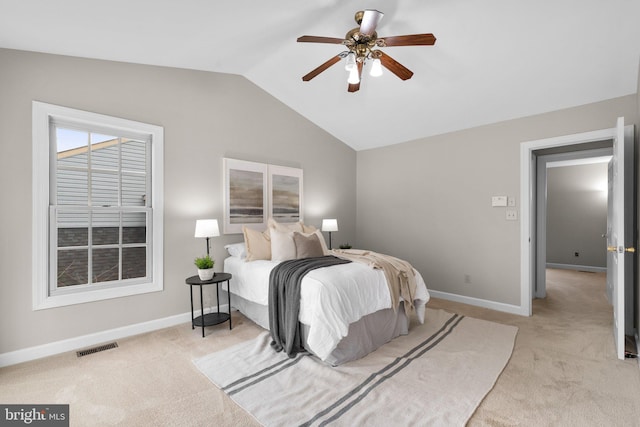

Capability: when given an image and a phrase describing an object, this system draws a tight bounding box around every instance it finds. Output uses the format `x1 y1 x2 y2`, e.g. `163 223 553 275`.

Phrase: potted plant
194 254 215 281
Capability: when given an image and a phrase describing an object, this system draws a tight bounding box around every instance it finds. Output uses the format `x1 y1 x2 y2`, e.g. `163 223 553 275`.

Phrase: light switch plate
508 197 516 207
492 196 507 207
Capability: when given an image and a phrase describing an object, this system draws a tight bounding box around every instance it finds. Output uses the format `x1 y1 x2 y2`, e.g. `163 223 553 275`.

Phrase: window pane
58 249 88 287
56 128 88 167
123 247 146 279
57 169 88 206
58 211 88 247
92 248 119 283
92 211 120 245
122 173 146 206
91 133 117 144
121 139 147 173
91 171 119 206
123 212 146 244
90 134 119 171
92 227 119 246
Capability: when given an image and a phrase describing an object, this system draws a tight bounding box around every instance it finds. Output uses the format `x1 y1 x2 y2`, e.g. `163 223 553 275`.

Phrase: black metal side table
185 272 232 337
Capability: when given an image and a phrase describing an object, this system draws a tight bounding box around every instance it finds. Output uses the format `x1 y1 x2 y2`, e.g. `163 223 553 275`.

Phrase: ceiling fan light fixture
370 58 383 77
344 52 356 71
347 66 360 84
297 9 436 92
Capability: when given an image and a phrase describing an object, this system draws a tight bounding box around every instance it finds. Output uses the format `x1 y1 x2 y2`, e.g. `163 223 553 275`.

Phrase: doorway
519 125 635 312
534 146 612 300
519 123 636 359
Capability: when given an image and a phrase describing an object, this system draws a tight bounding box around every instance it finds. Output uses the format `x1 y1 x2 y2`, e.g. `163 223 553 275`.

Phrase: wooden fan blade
297 35 345 44
379 52 413 80
379 33 437 46
302 55 342 81
348 62 363 93
359 9 384 36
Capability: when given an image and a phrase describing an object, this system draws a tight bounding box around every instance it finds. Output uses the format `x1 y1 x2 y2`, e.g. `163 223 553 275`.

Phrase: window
32 102 164 309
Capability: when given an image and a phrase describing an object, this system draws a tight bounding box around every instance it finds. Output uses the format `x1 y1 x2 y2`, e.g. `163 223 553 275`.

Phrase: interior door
608 116 634 360
606 161 613 304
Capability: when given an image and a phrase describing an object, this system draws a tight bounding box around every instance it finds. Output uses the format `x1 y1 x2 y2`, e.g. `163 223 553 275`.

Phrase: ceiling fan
297 9 436 93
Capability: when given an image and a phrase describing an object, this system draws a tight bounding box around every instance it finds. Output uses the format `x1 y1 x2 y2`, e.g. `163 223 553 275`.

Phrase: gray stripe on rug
225 353 308 396
301 313 464 427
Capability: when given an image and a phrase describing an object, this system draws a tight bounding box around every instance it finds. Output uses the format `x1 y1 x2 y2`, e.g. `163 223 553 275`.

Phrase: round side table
185 273 232 337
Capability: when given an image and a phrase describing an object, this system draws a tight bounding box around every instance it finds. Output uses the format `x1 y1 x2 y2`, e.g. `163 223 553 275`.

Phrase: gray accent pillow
293 231 324 259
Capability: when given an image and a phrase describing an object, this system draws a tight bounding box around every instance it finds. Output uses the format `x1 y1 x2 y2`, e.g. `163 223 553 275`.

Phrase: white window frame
32 101 164 310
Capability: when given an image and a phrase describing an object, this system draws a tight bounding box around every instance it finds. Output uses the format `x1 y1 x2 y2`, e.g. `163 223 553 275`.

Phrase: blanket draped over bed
269 255 352 358
332 249 418 315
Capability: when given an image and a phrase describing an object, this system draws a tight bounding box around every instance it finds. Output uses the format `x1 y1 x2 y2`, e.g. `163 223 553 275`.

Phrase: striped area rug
194 308 517 427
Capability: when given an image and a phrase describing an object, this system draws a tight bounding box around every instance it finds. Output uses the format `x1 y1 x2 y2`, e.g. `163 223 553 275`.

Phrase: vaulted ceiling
1 1 639 150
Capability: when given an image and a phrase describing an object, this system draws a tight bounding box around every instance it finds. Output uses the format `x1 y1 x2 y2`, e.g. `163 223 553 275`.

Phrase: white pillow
224 242 247 259
270 229 297 261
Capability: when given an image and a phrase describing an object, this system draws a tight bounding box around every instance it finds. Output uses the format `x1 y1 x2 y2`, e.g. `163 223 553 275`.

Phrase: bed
222 221 430 366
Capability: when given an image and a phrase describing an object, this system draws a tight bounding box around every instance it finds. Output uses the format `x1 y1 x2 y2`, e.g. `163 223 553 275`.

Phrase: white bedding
224 256 430 361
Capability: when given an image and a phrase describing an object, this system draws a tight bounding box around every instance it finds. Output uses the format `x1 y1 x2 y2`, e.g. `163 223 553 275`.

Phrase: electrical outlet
464 274 471 284
574 252 579 257
506 209 518 221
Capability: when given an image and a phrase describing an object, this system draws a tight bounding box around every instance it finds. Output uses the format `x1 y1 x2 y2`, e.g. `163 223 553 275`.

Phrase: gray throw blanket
269 256 351 358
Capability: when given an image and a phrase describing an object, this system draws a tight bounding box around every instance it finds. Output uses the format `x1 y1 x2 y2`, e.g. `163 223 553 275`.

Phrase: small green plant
194 254 214 269
339 243 352 249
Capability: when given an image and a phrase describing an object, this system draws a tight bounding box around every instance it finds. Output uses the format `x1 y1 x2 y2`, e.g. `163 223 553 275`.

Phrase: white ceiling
1 1 639 151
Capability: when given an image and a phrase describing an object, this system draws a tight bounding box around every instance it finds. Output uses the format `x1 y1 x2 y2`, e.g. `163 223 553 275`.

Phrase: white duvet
224 256 430 361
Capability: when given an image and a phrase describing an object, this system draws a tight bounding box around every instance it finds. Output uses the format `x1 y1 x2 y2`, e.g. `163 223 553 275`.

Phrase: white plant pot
198 268 214 281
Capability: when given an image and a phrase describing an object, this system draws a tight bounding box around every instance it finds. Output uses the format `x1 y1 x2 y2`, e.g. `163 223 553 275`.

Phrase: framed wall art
223 158 268 234
223 159 303 234
269 165 303 224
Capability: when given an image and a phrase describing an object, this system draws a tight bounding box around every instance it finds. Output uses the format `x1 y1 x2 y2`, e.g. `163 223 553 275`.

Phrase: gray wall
546 163 608 268
356 96 638 306
0 48 357 354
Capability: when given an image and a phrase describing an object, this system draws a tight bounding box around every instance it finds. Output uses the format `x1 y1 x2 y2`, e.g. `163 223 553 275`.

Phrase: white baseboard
0 304 230 368
546 263 606 273
428 290 526 316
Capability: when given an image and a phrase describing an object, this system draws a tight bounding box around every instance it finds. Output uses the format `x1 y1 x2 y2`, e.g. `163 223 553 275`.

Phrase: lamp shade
322 219 338 232
344 52 356 71
347 67 360 84
370 58 383 77
194 219 220 238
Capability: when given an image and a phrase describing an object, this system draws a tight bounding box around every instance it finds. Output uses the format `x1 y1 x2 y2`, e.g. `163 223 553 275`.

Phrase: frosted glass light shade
370 58 383 77
344 52 356 71
322 219 338 232
194 219 220 238
347 67 360 84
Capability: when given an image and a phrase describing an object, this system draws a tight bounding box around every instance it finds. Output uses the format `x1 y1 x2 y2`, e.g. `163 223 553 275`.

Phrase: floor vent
76 342 118 357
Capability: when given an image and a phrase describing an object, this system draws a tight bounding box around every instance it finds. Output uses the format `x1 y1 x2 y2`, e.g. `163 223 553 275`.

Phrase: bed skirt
220 290 409 366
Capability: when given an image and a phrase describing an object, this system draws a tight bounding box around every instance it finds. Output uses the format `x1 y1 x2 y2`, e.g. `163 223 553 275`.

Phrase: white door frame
520 127 618 316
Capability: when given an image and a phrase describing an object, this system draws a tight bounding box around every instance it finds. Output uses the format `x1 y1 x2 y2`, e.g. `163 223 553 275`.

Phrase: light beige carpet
2 269 640 426
194 309 518 426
